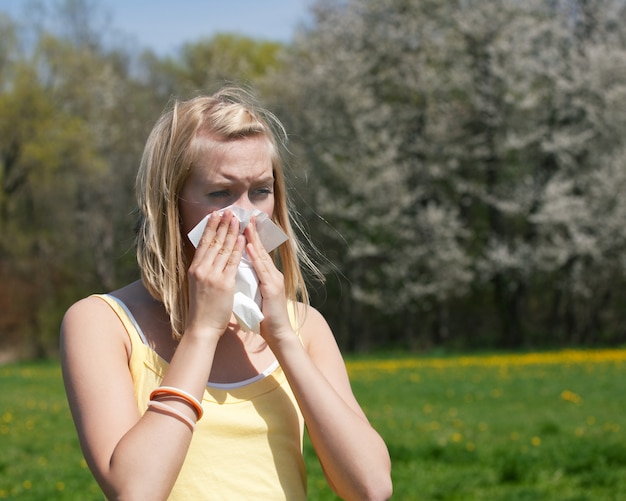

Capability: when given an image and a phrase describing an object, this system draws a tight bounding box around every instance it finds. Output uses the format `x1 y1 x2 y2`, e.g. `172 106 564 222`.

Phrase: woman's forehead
188 135 274 182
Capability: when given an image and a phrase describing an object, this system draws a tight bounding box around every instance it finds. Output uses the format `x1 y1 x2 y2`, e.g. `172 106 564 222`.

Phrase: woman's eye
208 191 230 198
252 187 273 197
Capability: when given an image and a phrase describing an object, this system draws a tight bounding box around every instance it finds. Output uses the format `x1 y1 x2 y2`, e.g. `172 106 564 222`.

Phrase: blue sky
0 0 313 54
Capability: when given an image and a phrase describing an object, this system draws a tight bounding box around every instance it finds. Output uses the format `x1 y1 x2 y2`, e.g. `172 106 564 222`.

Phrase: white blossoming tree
271 0 626 348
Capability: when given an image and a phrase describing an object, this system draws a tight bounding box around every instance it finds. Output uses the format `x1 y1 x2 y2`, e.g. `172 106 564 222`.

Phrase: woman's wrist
181 324 223 346
265 328 301 354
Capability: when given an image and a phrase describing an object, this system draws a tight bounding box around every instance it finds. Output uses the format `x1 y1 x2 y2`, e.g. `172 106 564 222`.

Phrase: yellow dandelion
427 421 441 431
466 442 476 452
531 436 541 446
56 482 65 492
603 423 620 432
452 432 463 443
575 427 585 437
22 480 32 490
560 390 582 404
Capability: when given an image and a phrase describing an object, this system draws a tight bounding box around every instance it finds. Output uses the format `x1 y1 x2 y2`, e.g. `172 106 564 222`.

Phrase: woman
61 87 392 500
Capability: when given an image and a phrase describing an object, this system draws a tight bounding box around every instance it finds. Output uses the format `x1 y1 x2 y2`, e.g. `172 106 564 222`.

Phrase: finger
212 216 243 269
247 218 273 271
246 239 271 279
194 211 235 267
198 211 234 258
224 235 246 272
244 217 268 257
193 212 221 260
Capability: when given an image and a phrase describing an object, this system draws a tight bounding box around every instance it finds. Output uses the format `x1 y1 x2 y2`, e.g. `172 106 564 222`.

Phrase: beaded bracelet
147 400 196 432
149 386 204 420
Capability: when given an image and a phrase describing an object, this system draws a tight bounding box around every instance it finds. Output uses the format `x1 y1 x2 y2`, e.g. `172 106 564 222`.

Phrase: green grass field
1 349 625 500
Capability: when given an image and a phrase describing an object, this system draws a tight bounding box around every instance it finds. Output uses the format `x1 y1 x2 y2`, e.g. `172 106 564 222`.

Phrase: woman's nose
233 193 254 211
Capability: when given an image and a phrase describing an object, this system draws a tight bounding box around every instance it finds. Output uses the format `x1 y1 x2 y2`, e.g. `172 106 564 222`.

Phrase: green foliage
143 33 285 99
180 33 284 82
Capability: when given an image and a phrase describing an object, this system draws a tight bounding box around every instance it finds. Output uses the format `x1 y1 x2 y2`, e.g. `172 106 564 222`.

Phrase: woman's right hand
186 210 245 337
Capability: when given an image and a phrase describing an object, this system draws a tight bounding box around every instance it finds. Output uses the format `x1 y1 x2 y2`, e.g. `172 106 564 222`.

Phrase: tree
274 0 475 349
0 37 103 356
0 0 158 358
141 33 285 99
273 0 626 349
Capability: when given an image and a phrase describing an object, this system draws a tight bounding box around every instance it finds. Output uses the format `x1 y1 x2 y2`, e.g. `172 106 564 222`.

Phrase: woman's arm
61 298 220 500
61 211 243 500
246 222 393 501
273 306 392 501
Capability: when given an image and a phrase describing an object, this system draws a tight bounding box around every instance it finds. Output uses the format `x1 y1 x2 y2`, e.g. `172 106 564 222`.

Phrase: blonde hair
135 87 319 339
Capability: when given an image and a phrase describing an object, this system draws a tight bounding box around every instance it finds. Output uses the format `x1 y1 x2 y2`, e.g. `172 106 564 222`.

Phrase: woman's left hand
244 217 293 343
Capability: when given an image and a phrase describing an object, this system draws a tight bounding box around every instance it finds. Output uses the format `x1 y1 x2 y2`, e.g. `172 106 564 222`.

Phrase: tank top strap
91 294 168 413
286 300 304 344
92 294 150 352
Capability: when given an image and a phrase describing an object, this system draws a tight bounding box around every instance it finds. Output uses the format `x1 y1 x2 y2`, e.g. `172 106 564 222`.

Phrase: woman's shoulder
62 294 114 325
290 301 334 349
60 282 146 357
62 281 141 322
289 301 327 327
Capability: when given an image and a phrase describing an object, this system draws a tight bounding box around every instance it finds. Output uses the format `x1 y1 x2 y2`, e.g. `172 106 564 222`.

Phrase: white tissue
187 205 289 333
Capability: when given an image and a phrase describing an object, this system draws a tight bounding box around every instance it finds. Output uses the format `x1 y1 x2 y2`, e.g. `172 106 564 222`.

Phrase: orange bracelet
149 386 204 420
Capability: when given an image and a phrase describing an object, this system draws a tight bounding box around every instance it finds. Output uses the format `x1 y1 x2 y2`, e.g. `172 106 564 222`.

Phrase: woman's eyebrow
208 173 274 183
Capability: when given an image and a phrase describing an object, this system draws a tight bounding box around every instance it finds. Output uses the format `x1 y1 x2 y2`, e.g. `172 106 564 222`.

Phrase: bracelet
147 400 196 432
149 386 204 420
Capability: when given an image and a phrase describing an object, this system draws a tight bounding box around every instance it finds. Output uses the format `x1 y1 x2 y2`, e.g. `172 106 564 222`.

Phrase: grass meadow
1 349 625 500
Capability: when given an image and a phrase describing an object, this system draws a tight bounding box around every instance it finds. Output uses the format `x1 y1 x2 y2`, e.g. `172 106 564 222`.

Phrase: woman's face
179 135 276 243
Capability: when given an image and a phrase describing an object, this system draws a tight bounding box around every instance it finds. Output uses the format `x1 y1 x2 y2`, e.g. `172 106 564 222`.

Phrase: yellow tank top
95 294 306 500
